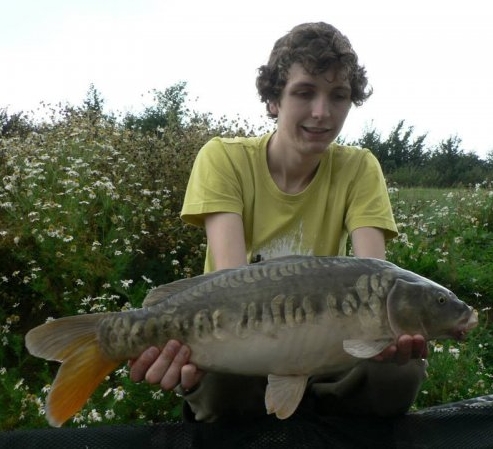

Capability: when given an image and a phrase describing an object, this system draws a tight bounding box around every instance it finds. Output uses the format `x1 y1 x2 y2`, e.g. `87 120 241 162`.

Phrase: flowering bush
0 103 231 429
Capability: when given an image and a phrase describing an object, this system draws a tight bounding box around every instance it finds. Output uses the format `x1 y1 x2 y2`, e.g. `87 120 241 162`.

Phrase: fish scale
25 255 478 427
102 291 323 357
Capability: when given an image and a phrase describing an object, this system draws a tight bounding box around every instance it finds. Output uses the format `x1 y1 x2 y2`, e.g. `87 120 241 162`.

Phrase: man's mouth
301 126 330 134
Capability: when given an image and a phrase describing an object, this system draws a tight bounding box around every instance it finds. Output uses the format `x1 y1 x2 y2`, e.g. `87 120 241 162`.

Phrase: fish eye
437 295 447 305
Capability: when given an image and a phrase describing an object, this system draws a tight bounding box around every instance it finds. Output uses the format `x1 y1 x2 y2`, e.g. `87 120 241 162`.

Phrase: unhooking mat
1 394 492 448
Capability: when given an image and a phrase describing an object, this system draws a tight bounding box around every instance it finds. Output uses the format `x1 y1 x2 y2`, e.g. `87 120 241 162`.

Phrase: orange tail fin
26 314 121 427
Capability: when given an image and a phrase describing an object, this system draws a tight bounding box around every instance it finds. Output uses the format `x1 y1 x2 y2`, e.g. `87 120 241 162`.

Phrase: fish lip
453 308 479 340
465 308 479 329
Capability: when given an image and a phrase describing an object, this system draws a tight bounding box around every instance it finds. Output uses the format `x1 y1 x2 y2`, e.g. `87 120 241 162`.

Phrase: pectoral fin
343 339 393 358
265 374 308 419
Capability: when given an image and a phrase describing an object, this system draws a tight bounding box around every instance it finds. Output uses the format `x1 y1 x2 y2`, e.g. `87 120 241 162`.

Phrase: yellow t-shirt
181 132 398 272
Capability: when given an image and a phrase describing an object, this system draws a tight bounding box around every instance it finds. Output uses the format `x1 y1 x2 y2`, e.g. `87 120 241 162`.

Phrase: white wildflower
121 279 133 289
433 343 444 353
115 366 129 377
113 386 126 401
449 347 460 359
88 409 102 422
103 387 112 398
152 389 164 400
142 275 153 284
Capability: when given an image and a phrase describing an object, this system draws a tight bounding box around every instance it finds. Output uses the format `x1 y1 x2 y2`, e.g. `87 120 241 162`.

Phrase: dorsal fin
142 277 204 307
142 267 239 307
142 256 319 308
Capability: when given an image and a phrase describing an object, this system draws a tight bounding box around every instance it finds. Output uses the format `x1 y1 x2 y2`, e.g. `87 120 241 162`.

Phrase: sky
2 0 492 158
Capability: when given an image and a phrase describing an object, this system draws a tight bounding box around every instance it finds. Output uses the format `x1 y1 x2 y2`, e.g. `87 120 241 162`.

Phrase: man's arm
204 212 248 269
350 226 386 259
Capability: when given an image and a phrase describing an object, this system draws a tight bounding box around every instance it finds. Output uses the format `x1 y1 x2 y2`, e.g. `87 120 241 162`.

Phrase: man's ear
268 100 279 116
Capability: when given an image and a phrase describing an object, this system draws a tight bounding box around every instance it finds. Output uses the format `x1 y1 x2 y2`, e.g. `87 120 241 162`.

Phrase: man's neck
266 132 322 194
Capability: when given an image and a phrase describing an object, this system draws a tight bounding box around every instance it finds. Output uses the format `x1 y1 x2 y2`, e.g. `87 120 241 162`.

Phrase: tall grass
0 107 492 430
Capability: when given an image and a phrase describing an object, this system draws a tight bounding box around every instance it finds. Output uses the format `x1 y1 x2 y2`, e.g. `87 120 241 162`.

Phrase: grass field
387 186 493 409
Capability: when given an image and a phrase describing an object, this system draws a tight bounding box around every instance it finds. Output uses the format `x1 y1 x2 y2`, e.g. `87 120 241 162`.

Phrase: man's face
269 63 352 154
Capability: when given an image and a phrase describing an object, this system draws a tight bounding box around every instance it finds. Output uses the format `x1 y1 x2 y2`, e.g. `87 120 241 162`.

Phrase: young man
130 22 428 422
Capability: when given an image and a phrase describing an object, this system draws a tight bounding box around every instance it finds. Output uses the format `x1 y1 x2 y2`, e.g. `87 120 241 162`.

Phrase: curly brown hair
256 22 372 119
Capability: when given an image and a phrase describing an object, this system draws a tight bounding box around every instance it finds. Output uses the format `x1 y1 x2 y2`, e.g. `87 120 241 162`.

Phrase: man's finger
157 344 191 390
411 334 428 359
181 364 205 391
129 346 160 382
394 335 413 364
373 344 397 361
144 340 181 385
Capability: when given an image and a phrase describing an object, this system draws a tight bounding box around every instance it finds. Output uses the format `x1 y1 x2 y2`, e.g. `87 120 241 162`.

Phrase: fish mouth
454 308 479 340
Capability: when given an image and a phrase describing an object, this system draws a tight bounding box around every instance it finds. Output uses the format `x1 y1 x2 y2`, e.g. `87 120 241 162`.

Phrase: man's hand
129 340 204 392
373 334 428 364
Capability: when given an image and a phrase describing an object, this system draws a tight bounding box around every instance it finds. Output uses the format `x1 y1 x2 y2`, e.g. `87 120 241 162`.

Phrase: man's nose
311 96 330 120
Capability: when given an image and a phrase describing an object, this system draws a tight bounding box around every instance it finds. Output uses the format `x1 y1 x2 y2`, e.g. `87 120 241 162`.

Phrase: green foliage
0 108 33 138
351 121 492 187
0 83 492 430
358 120 428 173
123 82 188 135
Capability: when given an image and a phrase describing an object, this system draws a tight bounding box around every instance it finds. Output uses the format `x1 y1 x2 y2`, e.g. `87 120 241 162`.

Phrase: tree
82 84 105 116
0 108 33 137
426 136 489 187
355 120 428 174
123 82 189 135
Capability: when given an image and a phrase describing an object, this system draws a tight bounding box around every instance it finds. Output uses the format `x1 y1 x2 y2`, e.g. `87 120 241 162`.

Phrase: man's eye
294 91 313 98
333 91 350 101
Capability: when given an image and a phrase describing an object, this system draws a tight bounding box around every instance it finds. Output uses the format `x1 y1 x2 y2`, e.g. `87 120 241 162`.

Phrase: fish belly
188 321 360 377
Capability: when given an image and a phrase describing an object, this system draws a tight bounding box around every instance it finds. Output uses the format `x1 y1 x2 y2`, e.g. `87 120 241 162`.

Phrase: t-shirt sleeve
180 138 244 227
344 150 398 240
